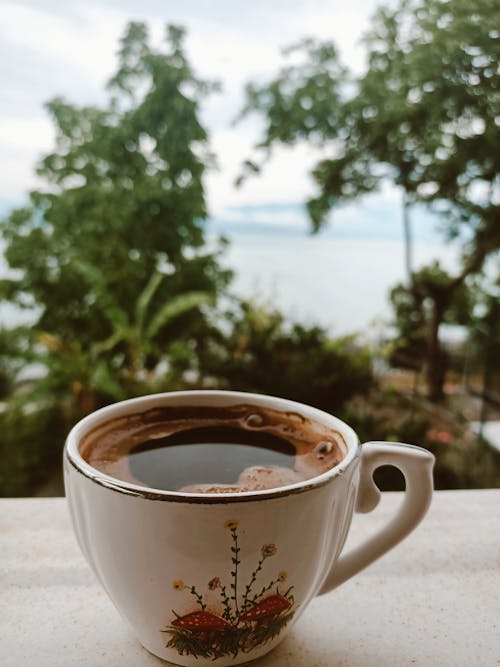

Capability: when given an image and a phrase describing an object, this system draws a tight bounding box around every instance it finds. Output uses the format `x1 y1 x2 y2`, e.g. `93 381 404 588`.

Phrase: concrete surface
1 491 499 666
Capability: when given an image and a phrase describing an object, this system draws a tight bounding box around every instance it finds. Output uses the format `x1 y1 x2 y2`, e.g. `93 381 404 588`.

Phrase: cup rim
64 390 361 503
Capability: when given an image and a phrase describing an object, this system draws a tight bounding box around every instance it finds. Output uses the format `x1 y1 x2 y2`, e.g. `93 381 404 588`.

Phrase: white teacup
64 390 434 666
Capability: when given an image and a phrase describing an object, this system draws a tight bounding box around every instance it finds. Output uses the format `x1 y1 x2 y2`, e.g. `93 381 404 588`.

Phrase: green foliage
197 299 373 413
8 263 213 422
238 0 500 401
388 284 427 370
429 438 500 489
240 0 500 240
74 261 213 383
239 38 347 144
388 262 476 370
0 328 26 399
0 22 230 496
0 21 230 345
1 15 497 496
466 285 500 402
344 389 500 490
0 403 68 496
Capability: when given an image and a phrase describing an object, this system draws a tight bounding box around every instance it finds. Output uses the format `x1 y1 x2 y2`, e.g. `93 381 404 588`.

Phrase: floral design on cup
163 520 295 659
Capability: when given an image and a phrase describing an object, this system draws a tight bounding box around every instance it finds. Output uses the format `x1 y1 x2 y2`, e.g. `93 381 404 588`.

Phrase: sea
210 220 459 340
0 208 460 340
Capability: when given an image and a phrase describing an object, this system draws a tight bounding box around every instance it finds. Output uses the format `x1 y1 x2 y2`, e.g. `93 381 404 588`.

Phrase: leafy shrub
196 299 373 414
343 391 500 490
0 402 68 496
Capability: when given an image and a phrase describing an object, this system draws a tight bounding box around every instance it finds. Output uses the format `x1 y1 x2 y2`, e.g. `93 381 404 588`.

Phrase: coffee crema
79 404 347 493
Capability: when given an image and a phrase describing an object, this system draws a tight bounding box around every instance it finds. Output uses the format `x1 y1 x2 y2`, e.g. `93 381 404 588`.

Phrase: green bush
343 391 500 490
196 299 373 414
0 403 68 496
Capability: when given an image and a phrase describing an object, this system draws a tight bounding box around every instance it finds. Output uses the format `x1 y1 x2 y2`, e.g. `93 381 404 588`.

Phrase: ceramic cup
64 390 434 666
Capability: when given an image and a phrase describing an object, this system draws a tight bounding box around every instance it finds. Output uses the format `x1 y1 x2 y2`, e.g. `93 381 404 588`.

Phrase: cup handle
319 441 435 594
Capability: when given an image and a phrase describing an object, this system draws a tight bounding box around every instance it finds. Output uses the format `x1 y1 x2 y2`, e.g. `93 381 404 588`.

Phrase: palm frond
90 360 126 400
135 271 164 334
75 260 129 332
92 329 127 357
146 292 213 340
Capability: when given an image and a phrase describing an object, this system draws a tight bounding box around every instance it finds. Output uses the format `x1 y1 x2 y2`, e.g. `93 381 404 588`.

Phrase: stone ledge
1 490 499 666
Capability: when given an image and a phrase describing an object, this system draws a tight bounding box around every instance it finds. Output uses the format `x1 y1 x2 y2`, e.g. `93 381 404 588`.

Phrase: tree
237 0 500 401
465 280 500 414
0 22 230 350
0 327 25 399
17 266 214 416
389 263 476 399
72 262 214 392
0 22 231 495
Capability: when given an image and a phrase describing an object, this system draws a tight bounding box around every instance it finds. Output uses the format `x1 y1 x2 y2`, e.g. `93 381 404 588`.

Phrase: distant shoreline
0 213 455 335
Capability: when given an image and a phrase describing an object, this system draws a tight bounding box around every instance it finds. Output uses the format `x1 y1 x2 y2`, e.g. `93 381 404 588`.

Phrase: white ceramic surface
64 390 434 666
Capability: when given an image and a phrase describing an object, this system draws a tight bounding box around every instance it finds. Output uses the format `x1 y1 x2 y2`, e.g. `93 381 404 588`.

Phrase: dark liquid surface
128 425 296 491
81 404 347 493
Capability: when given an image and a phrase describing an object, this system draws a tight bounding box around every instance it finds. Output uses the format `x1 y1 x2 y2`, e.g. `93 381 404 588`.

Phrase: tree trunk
402 189 413 286
425 298 446 402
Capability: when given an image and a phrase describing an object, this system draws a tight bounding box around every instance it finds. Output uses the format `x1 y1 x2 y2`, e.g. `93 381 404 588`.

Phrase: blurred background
1 0 499 496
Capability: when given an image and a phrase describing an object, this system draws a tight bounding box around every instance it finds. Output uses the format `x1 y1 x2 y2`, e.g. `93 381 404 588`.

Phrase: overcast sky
0 0 404 227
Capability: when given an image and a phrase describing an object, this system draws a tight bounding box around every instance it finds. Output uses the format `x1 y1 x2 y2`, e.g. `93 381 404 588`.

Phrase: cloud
286 0 376 72
1 3 122 94
0 0 380 207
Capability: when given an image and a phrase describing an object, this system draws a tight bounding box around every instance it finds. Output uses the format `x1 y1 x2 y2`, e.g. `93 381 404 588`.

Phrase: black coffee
80 404 346 493
128 426 296 491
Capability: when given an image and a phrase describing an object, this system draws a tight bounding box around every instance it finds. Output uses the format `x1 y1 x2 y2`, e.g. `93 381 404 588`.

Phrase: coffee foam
80 404 347 493
179 465 306 494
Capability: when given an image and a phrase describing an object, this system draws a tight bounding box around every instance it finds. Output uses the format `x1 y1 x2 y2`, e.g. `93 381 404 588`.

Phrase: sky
0 0 424 236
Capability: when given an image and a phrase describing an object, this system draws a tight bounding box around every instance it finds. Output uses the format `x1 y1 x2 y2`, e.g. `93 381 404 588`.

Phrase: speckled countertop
1 490 499 666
